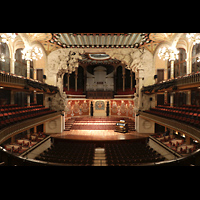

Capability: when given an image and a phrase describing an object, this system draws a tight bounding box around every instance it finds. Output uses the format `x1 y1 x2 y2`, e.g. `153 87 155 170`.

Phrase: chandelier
21 46 43 61
186 33 200 45
158 46 179 61
0 53 5 62
1 33 16 43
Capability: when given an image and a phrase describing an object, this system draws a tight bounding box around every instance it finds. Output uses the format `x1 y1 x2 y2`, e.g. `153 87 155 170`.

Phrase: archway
63 65 84 94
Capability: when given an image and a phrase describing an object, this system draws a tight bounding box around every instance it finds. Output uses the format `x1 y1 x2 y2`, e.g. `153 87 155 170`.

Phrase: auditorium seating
144 105 200 129
152 133 197 155
0 104 56 130
105 142 165 166
35 142 95 166
35 140 165 166
3 132 47 155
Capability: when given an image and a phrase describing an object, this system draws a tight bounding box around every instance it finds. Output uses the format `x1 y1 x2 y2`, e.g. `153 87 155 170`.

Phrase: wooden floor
51 129 152 141
50 116 152 141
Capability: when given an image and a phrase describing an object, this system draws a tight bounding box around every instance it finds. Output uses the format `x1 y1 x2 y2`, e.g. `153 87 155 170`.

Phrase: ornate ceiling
0 33 177 56
49 33 151 49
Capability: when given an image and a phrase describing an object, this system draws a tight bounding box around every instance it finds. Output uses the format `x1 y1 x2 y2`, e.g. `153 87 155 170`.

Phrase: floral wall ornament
110 100 134 118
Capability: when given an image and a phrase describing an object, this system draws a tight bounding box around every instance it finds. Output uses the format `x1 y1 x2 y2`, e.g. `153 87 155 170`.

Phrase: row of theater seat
0 104 56 130
35 141 164 166
104 142 165 166
0 104 44 113
35 142 95 166
144 105 200 129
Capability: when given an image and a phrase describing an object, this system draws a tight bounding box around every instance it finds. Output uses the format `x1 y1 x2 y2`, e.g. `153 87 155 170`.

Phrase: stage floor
50 130 152 141
50 116 152 141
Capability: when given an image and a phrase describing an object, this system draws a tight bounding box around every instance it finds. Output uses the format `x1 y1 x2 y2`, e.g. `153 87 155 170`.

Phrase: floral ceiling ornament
186 33 200 45
22 46 43 61
1 33 17 43
158 46 179 61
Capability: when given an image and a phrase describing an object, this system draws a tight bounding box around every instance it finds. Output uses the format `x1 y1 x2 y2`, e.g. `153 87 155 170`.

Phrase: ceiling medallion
88 54 110 60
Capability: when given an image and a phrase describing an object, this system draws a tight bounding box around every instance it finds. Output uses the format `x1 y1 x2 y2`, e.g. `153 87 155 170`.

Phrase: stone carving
49 92 68 112
47 49 84 76
47 48 154 115
107 49 144 72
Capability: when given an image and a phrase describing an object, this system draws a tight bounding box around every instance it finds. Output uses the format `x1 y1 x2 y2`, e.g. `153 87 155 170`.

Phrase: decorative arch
171 33 185 48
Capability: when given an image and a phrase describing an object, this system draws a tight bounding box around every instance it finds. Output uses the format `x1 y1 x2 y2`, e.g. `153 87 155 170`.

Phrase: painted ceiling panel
49 33 152 49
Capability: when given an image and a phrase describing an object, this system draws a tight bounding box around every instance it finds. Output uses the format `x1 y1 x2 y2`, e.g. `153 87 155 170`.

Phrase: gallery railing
142 72 200 94
0 70 59 93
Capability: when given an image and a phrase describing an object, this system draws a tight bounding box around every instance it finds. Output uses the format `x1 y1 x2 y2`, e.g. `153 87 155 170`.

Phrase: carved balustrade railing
142 72 200 94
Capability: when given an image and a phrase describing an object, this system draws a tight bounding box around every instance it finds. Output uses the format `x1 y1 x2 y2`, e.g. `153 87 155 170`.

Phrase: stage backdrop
110 100 134 118
65 100 90 117
65 99 134 118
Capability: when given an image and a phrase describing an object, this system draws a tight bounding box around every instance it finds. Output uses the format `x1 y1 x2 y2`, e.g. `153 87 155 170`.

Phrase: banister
140 111 200 141
0 111 61 144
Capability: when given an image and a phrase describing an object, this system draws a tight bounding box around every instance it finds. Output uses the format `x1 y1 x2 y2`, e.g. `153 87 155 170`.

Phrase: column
27 60 30 78
83 67 87 94
34 126 37 134
33 90 37 104
186 51 191 74
170 60 174 79
122 65 125 92
185 135 191 145
186 91 191 105
114 66 117 94
67 74 70 91
75 67 78 92
170 92 174 107
10 90 15 104
10 55 15 74
27 94 30 106
33 68 37 80
130 70 133 91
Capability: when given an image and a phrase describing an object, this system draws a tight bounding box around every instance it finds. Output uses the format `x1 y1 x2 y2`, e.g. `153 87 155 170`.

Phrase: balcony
0 70 59 94
142 72 200 94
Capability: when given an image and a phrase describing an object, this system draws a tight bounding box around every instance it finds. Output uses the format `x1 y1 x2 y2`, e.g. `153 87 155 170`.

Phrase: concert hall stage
50 116 152 141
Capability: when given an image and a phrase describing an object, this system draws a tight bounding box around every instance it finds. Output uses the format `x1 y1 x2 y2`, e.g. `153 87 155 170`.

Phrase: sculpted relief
48 49 84 76
47 48 154 113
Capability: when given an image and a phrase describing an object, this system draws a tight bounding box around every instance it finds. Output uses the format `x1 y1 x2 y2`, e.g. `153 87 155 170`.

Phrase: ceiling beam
116 35 123 48
130 33 140 47
73 35 80 47
120 35 127 47
61 33 70 47
126 33 134 47
66 33 74 46
106 35 110 47
84 35 89 48
96 35 99 47
78 35 84 47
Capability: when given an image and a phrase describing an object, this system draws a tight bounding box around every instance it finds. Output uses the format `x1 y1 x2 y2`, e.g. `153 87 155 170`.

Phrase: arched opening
116 65 136 94
15 48 33 78
63 65 84 95
167 48 187 78
192 43 200 73
116 65 123 90
77 65 84 91
0 42 10 72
